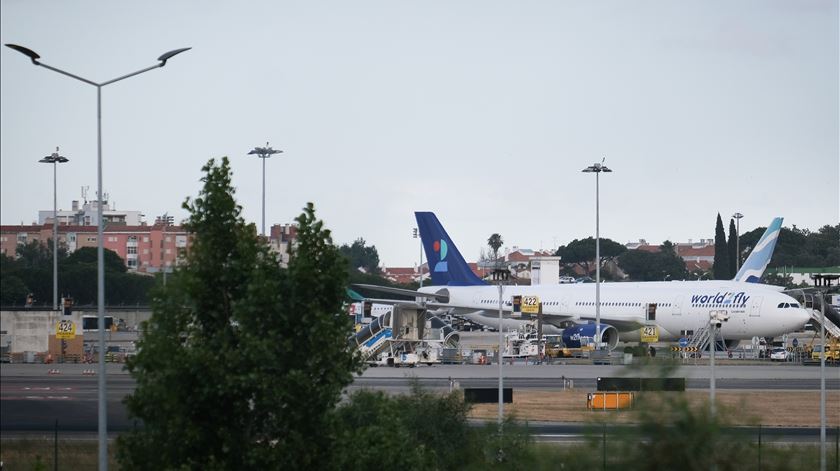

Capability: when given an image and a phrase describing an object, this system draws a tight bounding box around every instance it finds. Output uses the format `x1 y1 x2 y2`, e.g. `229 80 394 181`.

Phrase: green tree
739 224 840 270
339 238 381 274
619 242 688 281
555 237 626 276
64 246 127 273
0 255 29 304
727 218 737 278
118 157 362 470
712 213 730 279
487 233 504 260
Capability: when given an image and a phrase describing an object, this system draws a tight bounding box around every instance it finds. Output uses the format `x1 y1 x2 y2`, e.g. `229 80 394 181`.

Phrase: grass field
468 389 840 426
0 439 117 471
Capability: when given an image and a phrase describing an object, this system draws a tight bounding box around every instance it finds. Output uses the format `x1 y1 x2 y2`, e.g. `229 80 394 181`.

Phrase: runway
2 363 837 433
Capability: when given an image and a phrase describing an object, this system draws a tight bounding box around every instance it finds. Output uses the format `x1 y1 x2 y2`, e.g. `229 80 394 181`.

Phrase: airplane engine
562 324 619 350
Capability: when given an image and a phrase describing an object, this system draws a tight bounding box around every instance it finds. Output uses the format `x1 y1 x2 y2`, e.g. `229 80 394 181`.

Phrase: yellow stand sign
56 320 76 339
640 325 659 343
521 296 540 314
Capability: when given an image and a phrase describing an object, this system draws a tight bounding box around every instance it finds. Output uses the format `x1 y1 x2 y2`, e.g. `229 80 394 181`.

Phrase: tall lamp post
247 143 283 237
39 147 69 311
582 161 612 350
732 212 743 271
413 227 424 288
6 43 190 470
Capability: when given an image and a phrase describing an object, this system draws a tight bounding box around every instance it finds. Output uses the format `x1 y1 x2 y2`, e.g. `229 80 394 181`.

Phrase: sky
1 1 838 267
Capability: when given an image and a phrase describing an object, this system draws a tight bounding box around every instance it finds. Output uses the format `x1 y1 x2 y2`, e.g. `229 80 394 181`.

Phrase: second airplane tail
415 212 487 286
734 217 783 283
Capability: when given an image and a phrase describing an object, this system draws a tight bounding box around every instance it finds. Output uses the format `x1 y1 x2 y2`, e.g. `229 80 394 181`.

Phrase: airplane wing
352 284 449 301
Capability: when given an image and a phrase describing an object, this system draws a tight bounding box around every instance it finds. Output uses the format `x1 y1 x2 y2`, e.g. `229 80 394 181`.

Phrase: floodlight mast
5 43 190 471
247 142 284 236
38 147 70 311
582 161 612 350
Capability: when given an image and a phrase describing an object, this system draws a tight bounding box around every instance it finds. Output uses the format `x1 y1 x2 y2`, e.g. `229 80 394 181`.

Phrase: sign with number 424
55 320 76 339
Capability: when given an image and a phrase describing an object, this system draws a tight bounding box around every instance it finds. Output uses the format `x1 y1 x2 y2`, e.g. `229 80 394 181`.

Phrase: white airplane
362 213 811 350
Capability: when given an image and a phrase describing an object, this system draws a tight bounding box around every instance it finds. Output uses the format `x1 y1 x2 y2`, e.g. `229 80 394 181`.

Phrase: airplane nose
793 309 811 329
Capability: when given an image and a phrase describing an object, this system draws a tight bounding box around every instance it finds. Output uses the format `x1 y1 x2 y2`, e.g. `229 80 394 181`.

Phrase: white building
39 197 144 227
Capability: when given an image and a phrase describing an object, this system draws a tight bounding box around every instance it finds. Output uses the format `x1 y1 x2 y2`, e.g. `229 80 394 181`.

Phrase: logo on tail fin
433 240 448 272
415 212 486 286
734 217 783 283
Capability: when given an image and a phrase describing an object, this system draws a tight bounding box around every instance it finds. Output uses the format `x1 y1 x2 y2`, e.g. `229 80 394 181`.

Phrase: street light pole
733 212 743 271
820 290 826 471
7 43 190 471
39 147 69 311
497 282 504 426
413 228 424 288
247 143 283 236
582 161 612 350
708 310 728 417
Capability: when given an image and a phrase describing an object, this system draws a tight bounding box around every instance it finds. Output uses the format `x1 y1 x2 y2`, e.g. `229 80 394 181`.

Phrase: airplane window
777 303 785 308
791 303 799 308
783 303 790 308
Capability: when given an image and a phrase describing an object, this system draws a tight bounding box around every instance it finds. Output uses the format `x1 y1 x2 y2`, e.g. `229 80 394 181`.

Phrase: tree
555 237 626 276
339 238 381 274
619 243 688 282
739 223 840 270
727 218 737 278
118 157 361 470
712 214 730 280
487 233 503 260
64 246 127 274
0 255 29 304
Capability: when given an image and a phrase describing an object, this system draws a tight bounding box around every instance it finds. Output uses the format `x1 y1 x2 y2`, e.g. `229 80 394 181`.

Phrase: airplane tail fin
734 217 783 283
415 212 487 286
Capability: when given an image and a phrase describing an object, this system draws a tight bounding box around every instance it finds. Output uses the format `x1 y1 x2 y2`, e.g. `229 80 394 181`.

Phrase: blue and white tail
734 217 783 283
415 212 487 286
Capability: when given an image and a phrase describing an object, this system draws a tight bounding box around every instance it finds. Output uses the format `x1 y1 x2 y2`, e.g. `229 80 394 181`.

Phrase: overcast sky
2 1 837 267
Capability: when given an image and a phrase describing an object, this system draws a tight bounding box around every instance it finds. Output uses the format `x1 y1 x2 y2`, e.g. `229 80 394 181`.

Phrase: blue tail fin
734 217 783 283
415 212 486 286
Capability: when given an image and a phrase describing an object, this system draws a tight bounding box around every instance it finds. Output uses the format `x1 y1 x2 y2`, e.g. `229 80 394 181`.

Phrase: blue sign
792 338 799 347
678 337 688 348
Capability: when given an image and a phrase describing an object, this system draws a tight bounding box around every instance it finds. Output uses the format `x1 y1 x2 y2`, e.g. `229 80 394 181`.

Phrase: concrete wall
0 309 152 353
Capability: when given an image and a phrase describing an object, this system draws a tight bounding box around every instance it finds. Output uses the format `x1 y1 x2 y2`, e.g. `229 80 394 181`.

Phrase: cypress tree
727 218 738 278
713 213 730 280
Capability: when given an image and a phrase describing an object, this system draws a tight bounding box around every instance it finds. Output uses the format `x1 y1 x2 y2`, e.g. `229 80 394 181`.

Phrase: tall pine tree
727 218 738 278
713 213 730 280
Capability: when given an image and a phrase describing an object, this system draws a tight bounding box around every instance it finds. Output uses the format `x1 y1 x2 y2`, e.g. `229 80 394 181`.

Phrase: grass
0 438 118 471
468 389 840 427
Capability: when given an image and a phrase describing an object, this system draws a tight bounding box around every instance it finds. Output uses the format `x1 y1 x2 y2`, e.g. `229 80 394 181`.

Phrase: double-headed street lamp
39 147 69 311
247 142 283 236
582 161 612 350
732 212 744 271
6 43 190 471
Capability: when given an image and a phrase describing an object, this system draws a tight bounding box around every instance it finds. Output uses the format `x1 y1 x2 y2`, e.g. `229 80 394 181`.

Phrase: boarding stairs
800 292 840 340
352 312 393 360
809 309 840 339
685 325 727 355
685 326 711 354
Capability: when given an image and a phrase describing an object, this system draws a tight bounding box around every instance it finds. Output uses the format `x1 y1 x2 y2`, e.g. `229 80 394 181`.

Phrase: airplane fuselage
419 280 810 341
